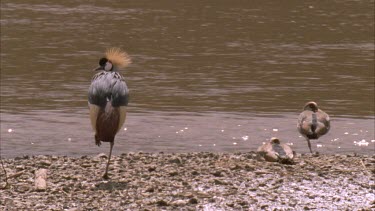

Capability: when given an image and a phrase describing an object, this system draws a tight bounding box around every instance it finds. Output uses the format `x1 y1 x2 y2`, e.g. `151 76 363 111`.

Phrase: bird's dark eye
99 58 108 66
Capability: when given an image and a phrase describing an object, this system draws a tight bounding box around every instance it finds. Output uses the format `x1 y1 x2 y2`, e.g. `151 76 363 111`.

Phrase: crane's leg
103 142 114 179
307 138 313 153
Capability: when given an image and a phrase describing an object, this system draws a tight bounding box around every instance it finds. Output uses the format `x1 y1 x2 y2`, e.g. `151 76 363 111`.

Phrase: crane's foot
102 173 109 180
95 134 101 146
312 151 320 157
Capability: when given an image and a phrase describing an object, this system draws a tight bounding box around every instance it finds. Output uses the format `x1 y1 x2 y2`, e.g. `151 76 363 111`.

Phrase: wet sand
0 152 374 210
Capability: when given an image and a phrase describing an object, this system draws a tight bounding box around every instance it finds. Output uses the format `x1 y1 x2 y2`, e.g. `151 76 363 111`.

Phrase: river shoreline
1 152 374 210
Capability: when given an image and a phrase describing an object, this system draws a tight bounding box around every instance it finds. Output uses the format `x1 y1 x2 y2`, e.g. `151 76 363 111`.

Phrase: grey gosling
297 101 330 153
88 48 130 179
257 137 294 164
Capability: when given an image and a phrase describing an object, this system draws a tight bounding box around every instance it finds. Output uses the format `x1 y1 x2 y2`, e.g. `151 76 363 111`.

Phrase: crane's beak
93 66 104 71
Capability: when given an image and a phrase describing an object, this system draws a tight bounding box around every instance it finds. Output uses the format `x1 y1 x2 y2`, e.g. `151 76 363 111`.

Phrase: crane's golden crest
105 47 131 69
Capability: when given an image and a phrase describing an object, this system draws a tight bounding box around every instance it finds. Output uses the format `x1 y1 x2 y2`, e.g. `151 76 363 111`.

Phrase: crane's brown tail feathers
92 102 127 146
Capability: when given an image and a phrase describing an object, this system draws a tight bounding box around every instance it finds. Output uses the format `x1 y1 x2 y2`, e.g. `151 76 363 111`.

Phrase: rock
35 169 47 191
260 204 269 209
16 165 25 171
213 179 226 185
148 166 156 172
188 198 198 204
145 187 155 193
169 171 178 176
226 202 234 207
17 184 30 193
81 163 92 168
95 153 107 159
4 198 14 208
39 160 52 167
191 170 199 176
35 203 45 209
171 199 187 206
169 157 182 164
212 171 223 177
156 200 168 206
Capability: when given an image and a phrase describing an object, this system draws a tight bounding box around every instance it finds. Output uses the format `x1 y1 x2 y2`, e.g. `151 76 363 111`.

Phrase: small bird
297 101 330 153
257 137 294 164
88 47 130 179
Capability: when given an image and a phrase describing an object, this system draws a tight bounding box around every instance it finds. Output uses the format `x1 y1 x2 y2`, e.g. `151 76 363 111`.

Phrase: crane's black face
94 58 113 71
99 58 108 66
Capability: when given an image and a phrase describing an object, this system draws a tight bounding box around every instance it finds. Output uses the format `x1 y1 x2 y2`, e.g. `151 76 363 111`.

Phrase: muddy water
1 1 374 157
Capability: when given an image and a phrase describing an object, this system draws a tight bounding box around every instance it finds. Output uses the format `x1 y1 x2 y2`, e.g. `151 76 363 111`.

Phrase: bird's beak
93 66 104 71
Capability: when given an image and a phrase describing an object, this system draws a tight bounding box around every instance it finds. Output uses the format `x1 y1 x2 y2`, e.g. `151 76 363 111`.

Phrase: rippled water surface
1 1 374 157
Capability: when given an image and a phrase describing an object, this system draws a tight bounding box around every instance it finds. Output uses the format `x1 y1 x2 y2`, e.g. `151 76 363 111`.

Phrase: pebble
35 169 48 191
171 199 187 206
38 160 52 167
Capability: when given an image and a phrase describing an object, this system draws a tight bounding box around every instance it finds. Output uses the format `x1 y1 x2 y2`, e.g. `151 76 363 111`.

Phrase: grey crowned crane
88 48 130 179
297 101 330 153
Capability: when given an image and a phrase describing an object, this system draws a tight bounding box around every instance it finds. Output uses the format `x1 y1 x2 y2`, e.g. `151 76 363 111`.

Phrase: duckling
88 47 131 179
297 101 330 153
257 137 294 164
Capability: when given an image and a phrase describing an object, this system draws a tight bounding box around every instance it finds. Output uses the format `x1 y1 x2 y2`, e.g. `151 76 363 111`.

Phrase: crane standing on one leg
88 48 130 179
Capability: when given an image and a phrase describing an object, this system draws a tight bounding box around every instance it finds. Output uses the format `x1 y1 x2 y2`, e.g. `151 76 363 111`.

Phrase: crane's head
94 47 131 72
303 101 318 112
94 57 113 71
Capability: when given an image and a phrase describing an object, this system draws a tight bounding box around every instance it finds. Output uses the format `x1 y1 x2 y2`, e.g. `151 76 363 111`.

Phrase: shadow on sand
95 181 128 191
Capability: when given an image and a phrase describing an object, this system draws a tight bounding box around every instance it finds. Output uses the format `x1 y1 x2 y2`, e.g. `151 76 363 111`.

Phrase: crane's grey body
297 102 330 153
89 71 129 108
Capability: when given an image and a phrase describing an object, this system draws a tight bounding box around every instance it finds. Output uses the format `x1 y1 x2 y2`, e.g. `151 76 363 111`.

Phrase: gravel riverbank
0 152 374 210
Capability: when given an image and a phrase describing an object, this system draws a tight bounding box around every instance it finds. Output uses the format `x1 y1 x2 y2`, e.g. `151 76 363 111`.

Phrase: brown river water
1 1 374 157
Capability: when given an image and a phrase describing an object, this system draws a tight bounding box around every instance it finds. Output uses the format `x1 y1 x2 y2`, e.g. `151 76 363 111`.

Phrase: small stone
39 160 52 167
35 169 47 191
17 184 30 193
226 202 234 207
81 163 92 168
15 165 25 171
146 187 154 193
4 198 14 208
212 171 223 177
260 204 269 209
245 164 255 171
171 199 187 206
35 204 45 209
148 166 156 172
191 171 199 176
169 157 182 164
96 153 107 159
213 179 226 185
188 198 198 204
169 171 178 176
156 200 168 206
